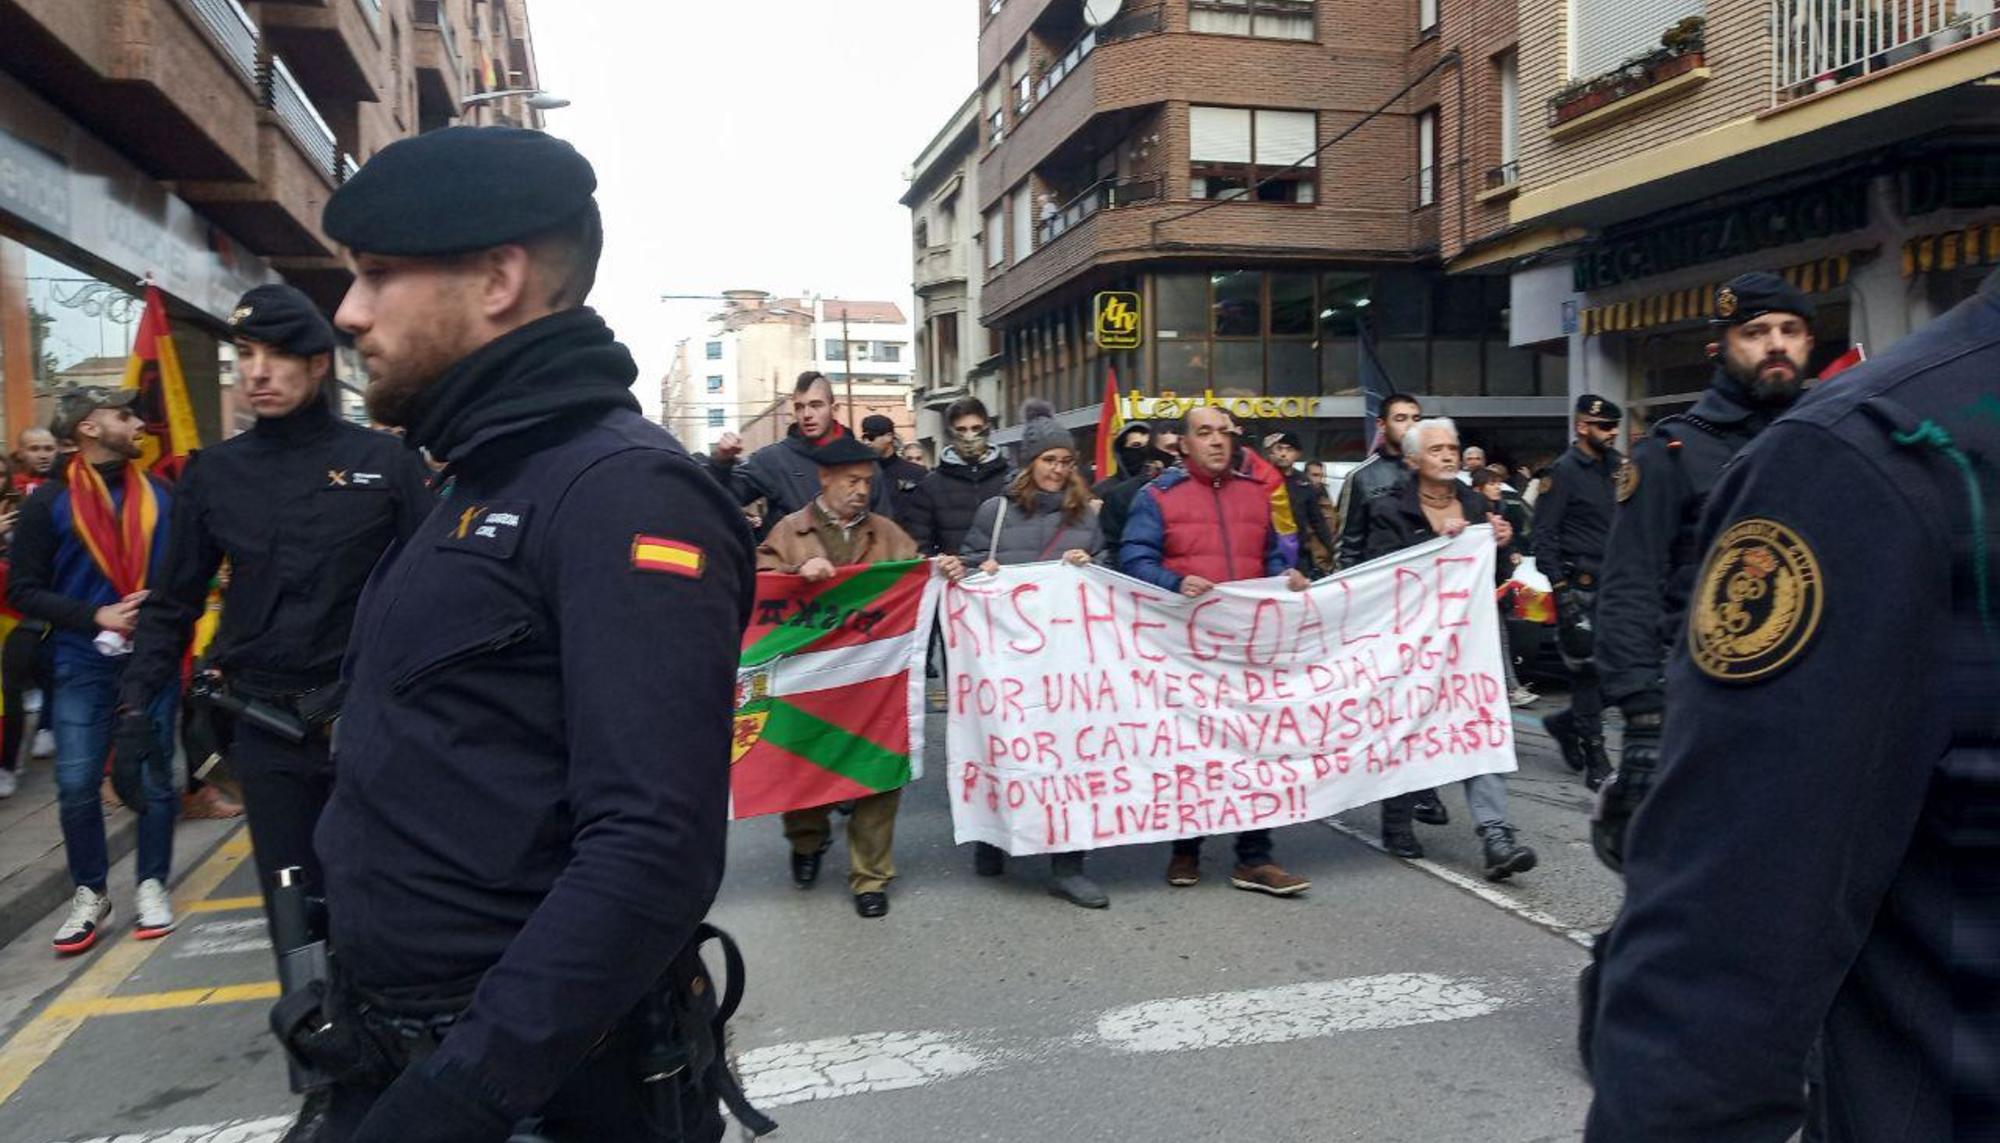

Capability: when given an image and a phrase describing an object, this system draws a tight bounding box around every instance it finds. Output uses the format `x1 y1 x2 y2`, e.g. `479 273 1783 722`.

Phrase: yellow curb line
183 895 267 915
42 981 280 1020
0 825 251 1104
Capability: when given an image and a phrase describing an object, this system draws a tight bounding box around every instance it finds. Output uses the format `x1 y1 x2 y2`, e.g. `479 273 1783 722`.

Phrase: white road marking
1094 973 1503 1054
736 1030 995 1108
168 919 272 960
1322 817 1597 948
50 1116 291 1143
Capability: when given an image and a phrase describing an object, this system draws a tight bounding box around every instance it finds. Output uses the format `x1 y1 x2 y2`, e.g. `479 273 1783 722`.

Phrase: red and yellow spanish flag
121 285 201 477
1093 366 1124 483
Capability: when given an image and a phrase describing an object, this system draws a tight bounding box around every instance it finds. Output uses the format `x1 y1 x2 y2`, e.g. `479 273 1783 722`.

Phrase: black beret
859 414 897 438
1575 394 1623 422
809 436 881 467
1711 272 1815 327
323 127 597 256
229 284 334 356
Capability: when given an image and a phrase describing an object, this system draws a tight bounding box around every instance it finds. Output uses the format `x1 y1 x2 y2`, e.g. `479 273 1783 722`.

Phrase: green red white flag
730 559 940 819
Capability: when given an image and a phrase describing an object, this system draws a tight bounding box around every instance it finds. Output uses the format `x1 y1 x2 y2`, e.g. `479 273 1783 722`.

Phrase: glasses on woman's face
1040 456 1077 471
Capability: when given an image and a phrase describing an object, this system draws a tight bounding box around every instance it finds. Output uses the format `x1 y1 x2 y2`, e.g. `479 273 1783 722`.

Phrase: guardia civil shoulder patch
1614 459 1640 503
632 534 704 578
1688 518 1824 682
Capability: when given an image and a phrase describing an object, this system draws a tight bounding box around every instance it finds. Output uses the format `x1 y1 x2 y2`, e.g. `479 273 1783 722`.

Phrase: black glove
110 710 162 812
1591 704 1662 873
349 1058 515 1143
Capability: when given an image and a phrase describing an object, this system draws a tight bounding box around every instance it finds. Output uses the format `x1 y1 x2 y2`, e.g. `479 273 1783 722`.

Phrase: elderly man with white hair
1351 417 1538 881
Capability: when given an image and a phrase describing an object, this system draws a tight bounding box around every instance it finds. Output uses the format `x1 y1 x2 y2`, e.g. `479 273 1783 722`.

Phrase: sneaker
32 728 55 758
1230 863 1310 897
23 688 42 715
1165 852 1201 887
0 768 16 798
181 786 245 820
134 878 176 939
1508 685 1537 708
52 886 112 955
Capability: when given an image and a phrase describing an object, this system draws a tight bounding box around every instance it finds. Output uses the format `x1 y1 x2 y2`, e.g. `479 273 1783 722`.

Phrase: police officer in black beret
297 127 756 1142
1585 268 2000 1142
1590 272 1816 871
1532 392 1624 789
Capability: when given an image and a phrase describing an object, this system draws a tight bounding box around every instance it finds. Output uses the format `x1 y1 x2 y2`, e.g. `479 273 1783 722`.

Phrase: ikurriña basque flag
730 560 941 818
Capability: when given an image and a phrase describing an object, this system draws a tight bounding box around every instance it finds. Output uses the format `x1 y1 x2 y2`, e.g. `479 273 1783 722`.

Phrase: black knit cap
1711 271 1815 328
323 126 597 256
229 284 334 356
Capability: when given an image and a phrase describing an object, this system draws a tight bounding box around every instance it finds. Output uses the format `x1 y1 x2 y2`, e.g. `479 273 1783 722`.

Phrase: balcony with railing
1036 177 1163 247
411 0 466 120
261 55 339 183
190 0 260 86
1775 0 1998 102
915 244 971 290
259 0 385 104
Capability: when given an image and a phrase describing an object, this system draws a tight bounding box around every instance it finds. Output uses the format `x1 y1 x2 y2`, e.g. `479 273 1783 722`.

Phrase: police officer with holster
1532 394 1623 790
275 127 766 1142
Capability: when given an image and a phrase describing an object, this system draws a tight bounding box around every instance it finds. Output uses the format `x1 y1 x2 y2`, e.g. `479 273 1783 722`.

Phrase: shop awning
1900 223 2000 278
1581 254 1855 336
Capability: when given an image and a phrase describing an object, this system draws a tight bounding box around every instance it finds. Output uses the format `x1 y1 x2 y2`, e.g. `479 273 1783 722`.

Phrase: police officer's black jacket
1531 440 1621 586
1334 445 1407 569
1586 271 2000 1142
1594 372 1770 710
317 308 754 1121
118 399 433 708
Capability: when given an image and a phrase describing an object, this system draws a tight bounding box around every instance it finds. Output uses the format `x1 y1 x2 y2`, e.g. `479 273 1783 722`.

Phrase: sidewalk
0 752 141 952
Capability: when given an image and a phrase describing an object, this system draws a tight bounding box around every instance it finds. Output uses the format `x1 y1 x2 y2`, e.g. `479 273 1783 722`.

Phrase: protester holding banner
1335 394 1423 570
941 401 1110 908
1119 405 1313 896
1356 417 1537 881
757 435 921 919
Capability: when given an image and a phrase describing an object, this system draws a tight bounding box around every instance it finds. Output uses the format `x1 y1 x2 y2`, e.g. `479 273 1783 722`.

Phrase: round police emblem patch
1715 286 1738 319
1614 459 1640 503
1688 518 1824 682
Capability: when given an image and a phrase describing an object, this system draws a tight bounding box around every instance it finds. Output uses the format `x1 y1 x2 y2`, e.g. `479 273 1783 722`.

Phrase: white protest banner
942 528 1516 855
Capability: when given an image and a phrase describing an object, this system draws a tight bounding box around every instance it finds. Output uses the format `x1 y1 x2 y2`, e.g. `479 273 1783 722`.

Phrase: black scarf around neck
403 308 641 463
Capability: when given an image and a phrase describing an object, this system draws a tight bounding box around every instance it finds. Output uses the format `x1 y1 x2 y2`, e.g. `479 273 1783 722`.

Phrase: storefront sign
1573 178 1870 292
1094 290 1143 350
0 71 273 324
1120 389 1333 421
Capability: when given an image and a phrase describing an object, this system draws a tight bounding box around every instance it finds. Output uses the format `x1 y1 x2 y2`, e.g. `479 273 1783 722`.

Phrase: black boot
790 840 830 889
1581 737 1613 791
973 842 1007 877
1411 789 1449 826
1543 709 1585 772
1479 824 1538 881
1380 797 1424 858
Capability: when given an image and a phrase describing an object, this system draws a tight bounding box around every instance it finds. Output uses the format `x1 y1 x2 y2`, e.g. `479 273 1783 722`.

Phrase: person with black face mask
1090 420 1172 550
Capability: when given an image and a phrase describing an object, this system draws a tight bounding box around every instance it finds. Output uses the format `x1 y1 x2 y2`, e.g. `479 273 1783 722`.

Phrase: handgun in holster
188 675 312 744
268 866 396 1093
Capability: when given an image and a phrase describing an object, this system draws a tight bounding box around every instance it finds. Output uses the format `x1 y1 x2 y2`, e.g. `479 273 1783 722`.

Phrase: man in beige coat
756 435 919 918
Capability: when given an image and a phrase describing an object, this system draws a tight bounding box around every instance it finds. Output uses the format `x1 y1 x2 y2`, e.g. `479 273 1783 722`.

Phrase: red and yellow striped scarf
66 453 158 598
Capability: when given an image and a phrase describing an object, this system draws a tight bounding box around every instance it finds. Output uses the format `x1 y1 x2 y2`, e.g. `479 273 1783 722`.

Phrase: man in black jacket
1533 394 1623 790
1263 432 1336 575
1091 420 1174 550
1334 394 1422 569
903 396 1010 557
860 413 927 529
703 372 888 536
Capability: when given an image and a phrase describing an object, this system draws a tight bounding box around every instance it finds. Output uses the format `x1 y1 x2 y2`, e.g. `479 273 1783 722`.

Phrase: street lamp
460 89 571 111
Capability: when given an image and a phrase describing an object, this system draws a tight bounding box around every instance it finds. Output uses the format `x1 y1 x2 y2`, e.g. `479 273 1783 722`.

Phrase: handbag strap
988 499 1007 563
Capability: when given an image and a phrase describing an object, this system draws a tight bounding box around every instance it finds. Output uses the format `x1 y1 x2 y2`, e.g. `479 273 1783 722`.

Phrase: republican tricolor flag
121 285 201 476
729 560 941 818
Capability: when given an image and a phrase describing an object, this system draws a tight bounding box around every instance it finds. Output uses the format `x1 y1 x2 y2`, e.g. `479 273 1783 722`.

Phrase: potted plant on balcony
1931 11 1978 49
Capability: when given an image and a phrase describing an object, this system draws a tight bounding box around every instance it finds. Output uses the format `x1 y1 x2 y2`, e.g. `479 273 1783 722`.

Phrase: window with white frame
707 408 725 428
1569 0 1703 78
705 375 723 392
1419 0 1437 32
1011 183 1033 264
1010 49 1032 115
1497 51 1518 181
985 207 1005 268
983 79 1005 144
1189 107 1318 202
1417 109 1437 207
704 340 723 360
1189 0 1316 39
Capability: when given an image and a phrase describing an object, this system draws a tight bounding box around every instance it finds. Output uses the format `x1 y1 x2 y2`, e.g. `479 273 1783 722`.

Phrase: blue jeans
52 653 176 892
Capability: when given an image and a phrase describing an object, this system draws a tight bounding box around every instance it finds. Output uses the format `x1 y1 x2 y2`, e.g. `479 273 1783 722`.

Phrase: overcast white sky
531 2 976 417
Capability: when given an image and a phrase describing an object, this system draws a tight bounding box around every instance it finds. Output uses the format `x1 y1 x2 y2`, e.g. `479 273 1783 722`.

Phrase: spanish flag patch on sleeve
632 534 704 578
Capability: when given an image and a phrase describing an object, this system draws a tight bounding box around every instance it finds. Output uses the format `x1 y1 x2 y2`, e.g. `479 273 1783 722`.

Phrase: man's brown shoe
182 786 245 820
1165 852 1201 887
1230 863 1310 896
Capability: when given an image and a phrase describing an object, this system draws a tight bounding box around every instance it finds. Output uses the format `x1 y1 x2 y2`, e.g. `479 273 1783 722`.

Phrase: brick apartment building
1492 1 2000 432
964 0 1571 469
0 0 546 439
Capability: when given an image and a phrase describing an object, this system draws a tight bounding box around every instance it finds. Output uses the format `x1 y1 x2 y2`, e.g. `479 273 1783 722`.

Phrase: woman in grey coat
937 400 1108 908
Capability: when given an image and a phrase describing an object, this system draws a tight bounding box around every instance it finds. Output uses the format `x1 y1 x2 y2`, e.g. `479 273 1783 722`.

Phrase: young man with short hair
705 372 889 535
1335 394 1423 569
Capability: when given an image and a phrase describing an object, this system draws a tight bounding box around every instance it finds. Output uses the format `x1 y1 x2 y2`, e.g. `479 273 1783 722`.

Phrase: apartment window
914 220 930 249
1570 0 1703 78
1419 0 1437 33
707 408 726 428
937 193 958 243
874 343 902 363
704 340 723 360
1497 52 1518 178
1189 0 1316 40
705 375 724 392
1010 49 1032 116
1189 107 1318 203
1011 183 1033 264
1417 109 1437 207
824 338 846 360
983 79 1005 144
985 207 1005 268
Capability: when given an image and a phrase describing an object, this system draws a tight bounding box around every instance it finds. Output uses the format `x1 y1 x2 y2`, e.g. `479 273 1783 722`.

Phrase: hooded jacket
901 446 1012 557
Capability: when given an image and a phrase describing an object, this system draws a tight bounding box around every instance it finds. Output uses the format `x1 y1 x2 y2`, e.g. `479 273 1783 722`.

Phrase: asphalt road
0 699 1617 1143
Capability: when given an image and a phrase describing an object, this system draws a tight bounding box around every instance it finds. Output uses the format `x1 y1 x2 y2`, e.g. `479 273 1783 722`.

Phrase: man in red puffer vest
1120 404 1312 898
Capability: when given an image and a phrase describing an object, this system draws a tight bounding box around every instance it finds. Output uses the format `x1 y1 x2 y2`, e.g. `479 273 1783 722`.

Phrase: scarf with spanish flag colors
65 455 159 598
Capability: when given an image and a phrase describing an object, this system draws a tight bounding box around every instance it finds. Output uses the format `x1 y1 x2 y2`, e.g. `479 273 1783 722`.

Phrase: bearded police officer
1532 393 1623 790
1586 268 2000 1142
294 127 756 1142
1590 273 1815 869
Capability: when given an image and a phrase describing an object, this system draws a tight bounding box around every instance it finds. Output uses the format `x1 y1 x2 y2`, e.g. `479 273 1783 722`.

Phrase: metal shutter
1190 106 1253 163
1571 0 1703 78
1254 110 1317 167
